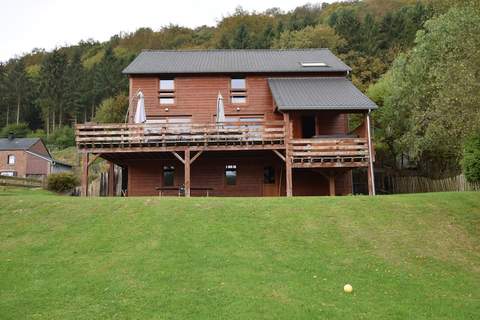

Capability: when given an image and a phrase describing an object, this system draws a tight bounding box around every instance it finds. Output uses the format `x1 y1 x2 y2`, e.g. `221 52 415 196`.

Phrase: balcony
289 137 370 168
76 121 286 153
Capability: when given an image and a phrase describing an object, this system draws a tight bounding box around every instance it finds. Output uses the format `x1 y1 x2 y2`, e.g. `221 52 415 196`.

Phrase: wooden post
365 112 376 196
328 171 336 196
184 149 191 197
284 112 293 197
108 161 115 196
81 153 89 197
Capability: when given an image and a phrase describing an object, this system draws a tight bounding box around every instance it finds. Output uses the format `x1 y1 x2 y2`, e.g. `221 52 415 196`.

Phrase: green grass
1 189 479 319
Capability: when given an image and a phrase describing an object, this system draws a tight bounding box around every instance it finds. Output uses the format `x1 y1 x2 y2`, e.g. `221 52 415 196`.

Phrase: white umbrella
134 91 146 124
216 92 225 123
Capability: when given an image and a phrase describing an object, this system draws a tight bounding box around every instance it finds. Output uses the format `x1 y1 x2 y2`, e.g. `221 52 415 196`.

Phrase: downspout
366 110 376 195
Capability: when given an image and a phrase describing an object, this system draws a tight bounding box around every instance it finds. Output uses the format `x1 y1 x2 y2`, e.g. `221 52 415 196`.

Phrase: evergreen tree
7 59 31 125
231 24 250 49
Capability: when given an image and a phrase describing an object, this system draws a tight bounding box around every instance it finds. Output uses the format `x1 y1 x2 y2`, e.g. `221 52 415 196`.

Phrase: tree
369 5 480 175
231 23 250 49
38 49 68 133
462 131 480 182
93 93 129 123
273 25 346 51
7 59 31 124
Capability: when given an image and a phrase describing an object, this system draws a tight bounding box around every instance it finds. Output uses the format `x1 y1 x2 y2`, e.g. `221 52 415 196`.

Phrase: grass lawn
1 188 479 319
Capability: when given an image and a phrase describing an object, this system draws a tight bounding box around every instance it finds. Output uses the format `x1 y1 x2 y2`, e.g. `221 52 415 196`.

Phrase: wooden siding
130 75 284 123
125 151 351 197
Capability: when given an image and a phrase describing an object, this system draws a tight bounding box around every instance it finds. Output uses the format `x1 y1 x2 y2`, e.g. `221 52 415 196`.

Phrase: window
7 155 15 165
264 166 275 184
230 77 246 104
159 78 175 105
225 165 237 185
0 171 16 177
163 166 175 187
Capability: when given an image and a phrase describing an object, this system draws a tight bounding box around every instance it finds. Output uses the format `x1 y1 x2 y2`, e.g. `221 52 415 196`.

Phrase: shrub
462 132 480 183
47 126 75 149
0 123 31 138
47 173 79 193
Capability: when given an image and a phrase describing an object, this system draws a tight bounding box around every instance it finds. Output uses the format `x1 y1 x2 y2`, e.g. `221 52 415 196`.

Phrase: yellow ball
344 284 353 293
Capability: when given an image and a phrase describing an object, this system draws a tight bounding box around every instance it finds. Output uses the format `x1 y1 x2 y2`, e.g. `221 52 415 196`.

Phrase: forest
0 0 479 180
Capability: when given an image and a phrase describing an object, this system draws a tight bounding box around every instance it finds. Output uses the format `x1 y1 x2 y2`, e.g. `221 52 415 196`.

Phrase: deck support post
284 112 293 197
365 112 376 196
328 171 336 196
81 153 89 197
184 149 191 197
108 161 115 196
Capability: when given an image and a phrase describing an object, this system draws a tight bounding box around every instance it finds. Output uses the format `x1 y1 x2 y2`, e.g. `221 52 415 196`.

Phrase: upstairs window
230 77 246 104
225 165 237 185
159 79 175 105
163 166 175 186
7 155 15 165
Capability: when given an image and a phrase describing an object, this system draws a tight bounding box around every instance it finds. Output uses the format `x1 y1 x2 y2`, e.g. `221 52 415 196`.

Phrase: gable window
264 166 275 184
225 165 237 185
230 77 246 104
159 78 175 105
7 155 15 165
163 166 175 186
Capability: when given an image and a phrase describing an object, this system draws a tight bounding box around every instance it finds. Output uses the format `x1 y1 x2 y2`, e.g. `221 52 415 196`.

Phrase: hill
0 188 479 319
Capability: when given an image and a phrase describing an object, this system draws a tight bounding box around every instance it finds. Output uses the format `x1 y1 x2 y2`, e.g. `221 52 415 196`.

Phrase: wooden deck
289 138 369 168
76 121 286 152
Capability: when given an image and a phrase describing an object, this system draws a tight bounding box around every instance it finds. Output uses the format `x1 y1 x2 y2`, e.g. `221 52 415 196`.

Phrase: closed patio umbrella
134 91 146 124
216 92 225 123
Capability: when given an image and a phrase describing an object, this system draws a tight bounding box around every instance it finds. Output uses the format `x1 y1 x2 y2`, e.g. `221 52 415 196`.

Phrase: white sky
0 0 337 62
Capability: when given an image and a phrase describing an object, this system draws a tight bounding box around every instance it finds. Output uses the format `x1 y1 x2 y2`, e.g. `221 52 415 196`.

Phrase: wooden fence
0 176 44 188
387 174 480 194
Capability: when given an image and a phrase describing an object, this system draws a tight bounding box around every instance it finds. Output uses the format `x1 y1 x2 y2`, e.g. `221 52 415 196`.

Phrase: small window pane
225 165 237 185
1 171 16 176
264 166 275 184
163 166 175 186
7 155 15 165
160 97 175 105
231 96 246 104
160 79 174 91
231 78 246 90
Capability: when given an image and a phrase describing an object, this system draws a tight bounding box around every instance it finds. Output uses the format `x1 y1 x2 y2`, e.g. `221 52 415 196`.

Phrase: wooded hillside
0 0 478 178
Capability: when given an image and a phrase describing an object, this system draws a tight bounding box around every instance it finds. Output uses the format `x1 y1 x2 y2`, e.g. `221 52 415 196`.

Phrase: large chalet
76 49 377 197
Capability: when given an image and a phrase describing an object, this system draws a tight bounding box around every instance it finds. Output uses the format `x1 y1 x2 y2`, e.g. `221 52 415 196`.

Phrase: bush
47 173 79 193
0 123 31 138
47 126 75 149
462 132 480 183
94 93 129 123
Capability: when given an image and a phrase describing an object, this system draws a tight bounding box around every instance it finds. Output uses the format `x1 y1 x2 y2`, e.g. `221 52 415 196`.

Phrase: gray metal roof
0 138 40 150
268 77 377 111
123 49 351 74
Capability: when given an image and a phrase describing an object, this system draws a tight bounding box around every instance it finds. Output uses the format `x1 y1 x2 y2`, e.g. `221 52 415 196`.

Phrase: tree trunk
16 95 20 124
52 111 56 132
5 105 9 125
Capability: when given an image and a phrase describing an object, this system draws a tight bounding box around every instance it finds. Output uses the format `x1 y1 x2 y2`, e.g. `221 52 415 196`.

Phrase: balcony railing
76 121 286 151
289 138 369 168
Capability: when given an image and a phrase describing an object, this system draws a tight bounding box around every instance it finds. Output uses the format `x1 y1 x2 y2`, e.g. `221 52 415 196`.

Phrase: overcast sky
0 0 338 62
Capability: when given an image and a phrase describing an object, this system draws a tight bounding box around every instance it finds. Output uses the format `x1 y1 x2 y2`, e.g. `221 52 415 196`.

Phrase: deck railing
289 138 369 167
76 121 286 150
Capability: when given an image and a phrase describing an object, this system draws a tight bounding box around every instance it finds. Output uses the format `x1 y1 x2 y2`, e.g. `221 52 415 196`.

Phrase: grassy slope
0 189 479 320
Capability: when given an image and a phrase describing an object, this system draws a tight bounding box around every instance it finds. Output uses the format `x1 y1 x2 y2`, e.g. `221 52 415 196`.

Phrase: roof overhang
268 77 377 112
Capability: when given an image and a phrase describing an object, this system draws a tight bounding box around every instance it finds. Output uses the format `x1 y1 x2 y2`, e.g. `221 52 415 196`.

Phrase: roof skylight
300 62 328 67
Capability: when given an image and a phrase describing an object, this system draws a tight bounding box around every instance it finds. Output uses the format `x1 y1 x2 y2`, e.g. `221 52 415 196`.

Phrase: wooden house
76 49 377 196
